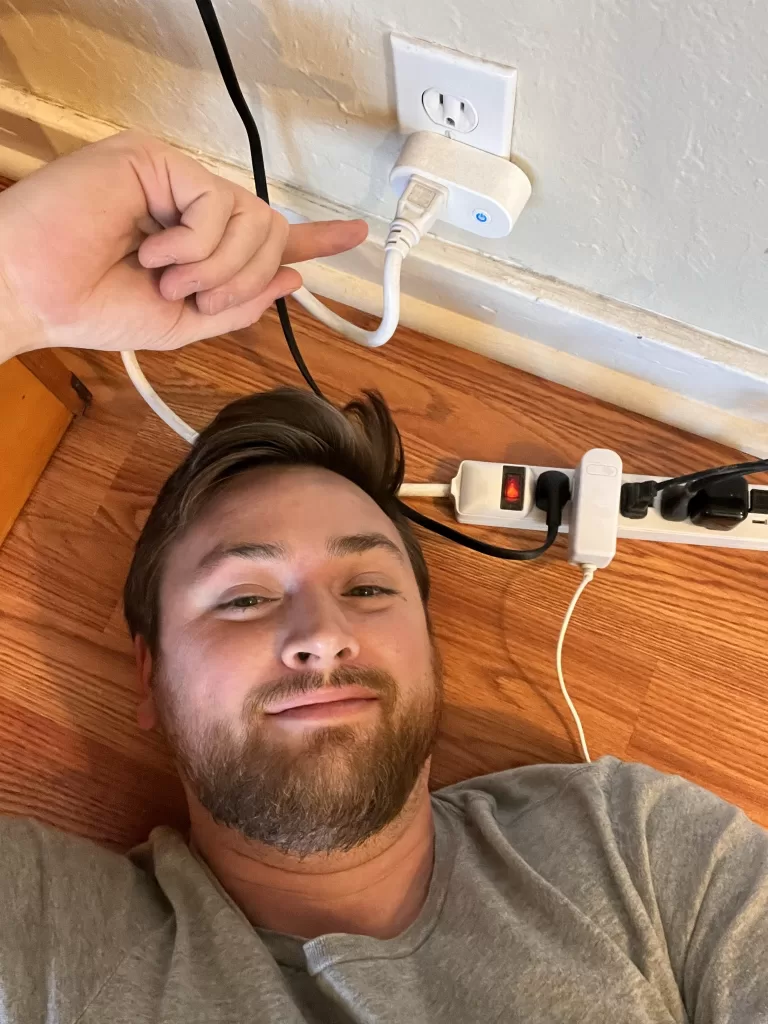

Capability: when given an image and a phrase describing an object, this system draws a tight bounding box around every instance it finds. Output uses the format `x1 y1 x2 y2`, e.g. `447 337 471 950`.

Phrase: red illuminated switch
500 466 526 511
504 476 521 502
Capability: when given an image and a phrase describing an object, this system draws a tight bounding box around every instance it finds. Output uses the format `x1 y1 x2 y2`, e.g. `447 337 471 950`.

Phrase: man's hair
123 388 430 656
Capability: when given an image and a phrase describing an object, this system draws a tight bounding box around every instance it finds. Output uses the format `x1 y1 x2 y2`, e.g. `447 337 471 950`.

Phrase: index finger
283 219 368 264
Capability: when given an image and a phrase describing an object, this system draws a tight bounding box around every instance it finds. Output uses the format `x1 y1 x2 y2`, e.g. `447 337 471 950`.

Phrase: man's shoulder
2 812 140 869
1 812 127 864
430 755 735 832
0 813 172 929
0 816 179 1020
432 755 749 848
432 755 623 817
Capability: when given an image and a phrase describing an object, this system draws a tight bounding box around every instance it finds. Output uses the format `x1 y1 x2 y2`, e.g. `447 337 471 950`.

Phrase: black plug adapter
535 470 571 527
620 480 657 519
660 482 695 521
688 477 749 531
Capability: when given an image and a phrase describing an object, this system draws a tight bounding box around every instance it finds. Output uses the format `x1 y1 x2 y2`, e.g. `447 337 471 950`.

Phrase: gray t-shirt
3 756 767 1023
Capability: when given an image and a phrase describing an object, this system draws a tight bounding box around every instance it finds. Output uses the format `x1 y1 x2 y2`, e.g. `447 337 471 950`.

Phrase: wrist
0 238 41 364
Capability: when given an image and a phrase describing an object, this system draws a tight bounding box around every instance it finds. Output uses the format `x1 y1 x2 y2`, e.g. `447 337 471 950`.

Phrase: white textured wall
0 0 766 349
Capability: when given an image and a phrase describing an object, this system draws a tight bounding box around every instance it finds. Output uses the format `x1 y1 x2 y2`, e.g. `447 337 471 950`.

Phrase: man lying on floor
0 132 765 1024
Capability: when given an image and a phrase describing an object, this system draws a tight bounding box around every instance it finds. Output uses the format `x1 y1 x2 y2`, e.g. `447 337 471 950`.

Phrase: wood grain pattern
0 357 73 546
18 349 91 416
1 249 767 848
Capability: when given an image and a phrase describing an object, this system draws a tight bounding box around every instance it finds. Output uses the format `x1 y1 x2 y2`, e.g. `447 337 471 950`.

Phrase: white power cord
121 174 448 441
291 174 448 348
398 483 451 498
121 351 198 444
291 249 403 349
556 564 596 763
556 449 622 763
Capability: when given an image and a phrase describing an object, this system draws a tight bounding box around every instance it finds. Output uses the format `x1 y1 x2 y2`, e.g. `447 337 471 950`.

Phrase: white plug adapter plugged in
390 130 531 239
560 447 622 765
568 449 623 569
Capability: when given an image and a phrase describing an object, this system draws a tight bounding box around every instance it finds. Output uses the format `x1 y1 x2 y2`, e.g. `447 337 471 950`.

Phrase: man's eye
345 585 398 598
218 595 274 611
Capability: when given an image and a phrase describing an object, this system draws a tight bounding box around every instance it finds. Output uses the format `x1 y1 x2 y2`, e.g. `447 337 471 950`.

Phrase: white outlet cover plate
391 34 517 158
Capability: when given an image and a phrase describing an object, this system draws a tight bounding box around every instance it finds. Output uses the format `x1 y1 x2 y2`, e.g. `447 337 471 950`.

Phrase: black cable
193 0 268 201
398 500 560 560
193 0 322 399
621 457 768 519
657 458 768 493
192 0 564 562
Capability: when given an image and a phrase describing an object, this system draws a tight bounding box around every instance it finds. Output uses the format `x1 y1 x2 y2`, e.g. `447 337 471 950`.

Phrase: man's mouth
265 686 380 722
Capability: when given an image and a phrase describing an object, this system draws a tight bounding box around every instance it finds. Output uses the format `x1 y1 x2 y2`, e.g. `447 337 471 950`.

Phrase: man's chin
160 666 443 856
182 714 433 855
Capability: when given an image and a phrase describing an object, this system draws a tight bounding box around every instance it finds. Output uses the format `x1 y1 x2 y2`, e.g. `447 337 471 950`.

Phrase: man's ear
134 635 158 731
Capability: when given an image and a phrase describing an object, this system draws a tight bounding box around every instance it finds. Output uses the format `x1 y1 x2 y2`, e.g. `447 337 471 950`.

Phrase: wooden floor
2 292 768 850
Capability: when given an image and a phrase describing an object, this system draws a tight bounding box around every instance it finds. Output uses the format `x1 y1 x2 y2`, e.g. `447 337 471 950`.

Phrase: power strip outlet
450 460 768 552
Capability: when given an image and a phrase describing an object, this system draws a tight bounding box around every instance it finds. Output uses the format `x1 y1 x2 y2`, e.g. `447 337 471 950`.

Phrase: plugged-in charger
390 131 532 239
568 449 623 569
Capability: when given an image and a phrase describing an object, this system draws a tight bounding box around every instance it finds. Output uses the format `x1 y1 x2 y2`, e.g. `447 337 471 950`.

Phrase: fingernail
144 254 176 268
167 281 199 301
209 293 234 314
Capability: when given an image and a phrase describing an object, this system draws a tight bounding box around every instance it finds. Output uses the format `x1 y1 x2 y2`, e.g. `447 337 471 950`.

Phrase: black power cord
193 0 567 562
404 470 570 561
193 0 321 399
621 457 768 520
664 459 768 491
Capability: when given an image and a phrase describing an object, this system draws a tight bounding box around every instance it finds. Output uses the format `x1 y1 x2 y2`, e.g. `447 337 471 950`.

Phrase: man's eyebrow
192 541 287 581
326 533 405 563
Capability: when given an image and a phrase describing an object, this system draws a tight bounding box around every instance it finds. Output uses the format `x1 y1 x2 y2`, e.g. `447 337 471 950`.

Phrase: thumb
165 266 302 349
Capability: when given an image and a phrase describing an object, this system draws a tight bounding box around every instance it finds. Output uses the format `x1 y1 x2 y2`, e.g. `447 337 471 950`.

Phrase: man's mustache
243 665 397 717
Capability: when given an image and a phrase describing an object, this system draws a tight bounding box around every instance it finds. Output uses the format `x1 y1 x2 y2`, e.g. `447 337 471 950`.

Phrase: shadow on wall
0 25 60 161
0 0 397 148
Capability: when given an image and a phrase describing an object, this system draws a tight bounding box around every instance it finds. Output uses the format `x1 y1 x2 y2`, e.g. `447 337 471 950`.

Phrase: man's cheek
189 662 263 733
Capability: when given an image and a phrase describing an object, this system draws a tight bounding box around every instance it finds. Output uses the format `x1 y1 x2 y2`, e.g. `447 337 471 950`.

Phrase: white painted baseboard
2 82 767 455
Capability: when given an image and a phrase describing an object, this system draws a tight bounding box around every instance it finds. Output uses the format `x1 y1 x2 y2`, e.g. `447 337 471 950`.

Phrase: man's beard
154 660 442 857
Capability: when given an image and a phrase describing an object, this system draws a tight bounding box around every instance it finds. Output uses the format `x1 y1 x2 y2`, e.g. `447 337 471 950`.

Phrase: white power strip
450 461 768 552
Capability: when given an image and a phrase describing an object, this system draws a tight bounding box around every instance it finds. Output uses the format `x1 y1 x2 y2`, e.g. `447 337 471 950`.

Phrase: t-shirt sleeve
0 814 167 1024
608 761 768 1024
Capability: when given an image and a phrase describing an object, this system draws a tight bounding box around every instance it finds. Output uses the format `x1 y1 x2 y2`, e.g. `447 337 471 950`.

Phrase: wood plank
18 349 91 416
0 358 72 546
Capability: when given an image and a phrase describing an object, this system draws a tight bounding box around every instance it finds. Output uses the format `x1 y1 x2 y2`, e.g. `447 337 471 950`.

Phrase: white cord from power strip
556 564 596 763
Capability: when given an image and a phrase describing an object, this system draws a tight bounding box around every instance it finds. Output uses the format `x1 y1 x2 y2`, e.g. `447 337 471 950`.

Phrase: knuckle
273 207 289 231
183 243 212 264
272 211 290 244
247 264 277 297
244 203 274 242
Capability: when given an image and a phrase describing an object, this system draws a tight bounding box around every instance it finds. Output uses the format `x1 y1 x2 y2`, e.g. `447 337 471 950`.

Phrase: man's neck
186 770 435 941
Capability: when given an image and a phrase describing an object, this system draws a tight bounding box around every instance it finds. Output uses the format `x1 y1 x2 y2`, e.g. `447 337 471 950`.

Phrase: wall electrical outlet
391 34 518 158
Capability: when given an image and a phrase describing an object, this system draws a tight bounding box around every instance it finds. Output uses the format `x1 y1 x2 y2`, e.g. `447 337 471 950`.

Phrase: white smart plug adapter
390 131 531 239
568 449 623 569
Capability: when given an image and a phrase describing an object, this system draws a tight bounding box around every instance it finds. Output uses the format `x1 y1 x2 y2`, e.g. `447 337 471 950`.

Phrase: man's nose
280 591 360 672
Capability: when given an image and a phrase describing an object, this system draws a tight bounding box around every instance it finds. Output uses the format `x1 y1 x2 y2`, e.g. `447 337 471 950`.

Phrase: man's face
140 465 441 855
